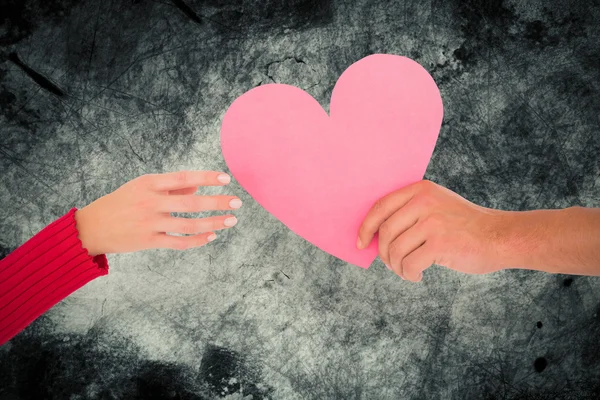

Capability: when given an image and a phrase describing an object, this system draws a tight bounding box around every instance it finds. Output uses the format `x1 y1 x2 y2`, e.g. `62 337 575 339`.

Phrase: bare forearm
498 207 600 275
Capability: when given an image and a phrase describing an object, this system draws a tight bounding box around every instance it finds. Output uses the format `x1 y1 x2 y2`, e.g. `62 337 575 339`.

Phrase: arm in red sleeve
0 208 109 346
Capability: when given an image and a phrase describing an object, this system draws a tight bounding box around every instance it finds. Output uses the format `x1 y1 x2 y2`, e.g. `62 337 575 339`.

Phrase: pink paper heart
221 54 443 268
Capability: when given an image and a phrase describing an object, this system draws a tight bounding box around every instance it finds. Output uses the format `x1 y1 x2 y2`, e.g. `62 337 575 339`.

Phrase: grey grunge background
1 0 600 398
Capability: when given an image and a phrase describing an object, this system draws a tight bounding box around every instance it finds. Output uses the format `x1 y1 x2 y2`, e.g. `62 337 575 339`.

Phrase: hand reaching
74 170 242 256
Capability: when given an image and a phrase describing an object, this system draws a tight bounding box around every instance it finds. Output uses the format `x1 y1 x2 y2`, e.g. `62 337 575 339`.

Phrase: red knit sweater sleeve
0 208 108 346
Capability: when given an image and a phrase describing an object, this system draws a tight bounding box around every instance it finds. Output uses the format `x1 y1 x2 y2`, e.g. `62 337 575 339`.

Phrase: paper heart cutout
221 54 443 268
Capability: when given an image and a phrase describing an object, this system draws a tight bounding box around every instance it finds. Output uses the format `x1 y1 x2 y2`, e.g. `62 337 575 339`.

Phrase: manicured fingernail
229 199 242 209
224 217 237 227
207 233 217 242
217 174 231 184
384 263 392 270
356 238 363 249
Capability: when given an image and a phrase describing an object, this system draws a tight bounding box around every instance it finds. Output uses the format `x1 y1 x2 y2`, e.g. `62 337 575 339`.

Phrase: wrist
492 209 553 272
75 207 100 257
494 207 595 274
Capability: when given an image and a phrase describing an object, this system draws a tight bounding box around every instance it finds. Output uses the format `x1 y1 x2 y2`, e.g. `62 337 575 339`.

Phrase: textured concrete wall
1 0 600 398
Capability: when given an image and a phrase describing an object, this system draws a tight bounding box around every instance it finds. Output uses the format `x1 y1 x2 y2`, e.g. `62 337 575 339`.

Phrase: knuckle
181 220 198 235
136 196 156 211
424 212 443 226
136 174 152 186
416 193 436 207
388 240 401 257
174 170 189 185
207 197 220 210
212 218 224 230
419 179 435 190
379 222 392 238
179 196 196 211
373 199 386 213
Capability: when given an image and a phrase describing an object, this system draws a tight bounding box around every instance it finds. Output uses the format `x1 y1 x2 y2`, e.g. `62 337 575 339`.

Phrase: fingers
154 232 217 250
401 243 435 282
357 181 423 249
169 187 198 196
156 195 243 213
377 200 422 266
157 215 237 234
388 221 428 280
147 171 231 192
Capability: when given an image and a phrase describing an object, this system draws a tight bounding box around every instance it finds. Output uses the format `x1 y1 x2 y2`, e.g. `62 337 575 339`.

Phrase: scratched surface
1 0 600 399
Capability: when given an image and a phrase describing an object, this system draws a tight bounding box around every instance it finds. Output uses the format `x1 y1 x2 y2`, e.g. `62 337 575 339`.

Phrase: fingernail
217 174 231 184
417 273 423 282
229 199 242 209
224 217 237 227
384 263 392 270
207 233 217 242
356 238 363 249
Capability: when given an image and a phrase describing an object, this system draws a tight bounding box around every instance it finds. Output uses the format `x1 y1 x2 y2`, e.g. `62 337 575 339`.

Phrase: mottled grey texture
1 0 600 399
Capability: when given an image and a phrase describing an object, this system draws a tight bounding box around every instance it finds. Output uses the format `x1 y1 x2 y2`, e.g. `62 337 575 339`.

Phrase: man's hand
357 180 511 282
75 170 242 256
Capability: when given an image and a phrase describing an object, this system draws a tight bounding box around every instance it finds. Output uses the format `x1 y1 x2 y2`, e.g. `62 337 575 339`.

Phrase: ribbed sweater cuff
0 208 108 345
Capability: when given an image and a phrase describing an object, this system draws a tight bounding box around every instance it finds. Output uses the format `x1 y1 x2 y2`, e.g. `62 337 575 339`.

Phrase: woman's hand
357 180 512 282
74 170 242 256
